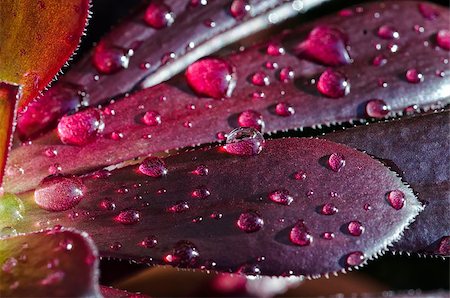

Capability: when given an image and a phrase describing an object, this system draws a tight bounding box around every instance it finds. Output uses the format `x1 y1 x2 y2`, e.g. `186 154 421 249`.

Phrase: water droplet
183 121 193 128
321 203 338 215
230 0 250 20
293 170 307 181
192 216 203 223
418 3 439 20
216 131 227 140
2 257 18 273
93 43 128 75
346 251 365 266
114 209 140 225
387 190 405 210
251 90 265 99
210 212 223 220
317 69 350 98
322 232 335 240
224 127 265 156
59 238 74 251
237 263 261 276
164 240 199 267
48 163 62 175
327 153 345 172
436 29 450 50
363 203 372 211
161 52 176 65
413 25 425 33
186 58 236 99
144 2 174 29
275 102 295 117
191 186 211 199
237 110 265 131
203 18 215 28
438 236 449 255
251 71 270 86
296 26 351 66
99 199 116 211
266 42 285 56
44 147 58 158
372 54 387 66
405 69 424 83
139 235 158 248
140 62 151 70
377 25 399 39
278 67 295 83
347 221 364 236
268 189 293 205
167 201 189 213
142 110 162 126
138 157 168 177
289 220 313 246
40 271 64 286
387 42 398 53
34 176 84 212
365 99 391 118
110 242 122 250
57 109 104 146
237 210 264 233
192 165 208 176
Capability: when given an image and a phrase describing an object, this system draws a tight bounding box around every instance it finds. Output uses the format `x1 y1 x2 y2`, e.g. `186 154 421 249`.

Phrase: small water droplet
140 62 151 70
161 52 176 65
377 25 399 39
278 67 295 83
230 0 250 20
216 131 227 141
110 242 122 250
99 199 116 211
405 69 424 83
327 153 345 172
2 257 18 273
251 71 270 86
268 189 293 205
237 263 261 276
387 190 405 210
144 2 174 29
436 29 450 50
138 157 168 177
167 201 189 213
293 170 307 181
347 221 364 236
34 176 84 212
237 110 265 131
224 127 265 156
413 25 425 33
289 220 313 246
275 102 295 117
346 251 365 266
365 99 391 118
183 121 193 128
210 212 223 220
237 210 264 233
363 203 372 211
142 110 162 126
139 235 158 248
164 240 199 267
44 147 58 158
57 109 104 146
191 186 211 199
251 90 265 99
186 58 236 99
92 43 129 74
317 69 350 98
114 209 140 225
192 165 208 176
321 203 338 215
266 42 285 56
203 18 215 28
48 163 62 175
372 54 387 66
322 232 335 240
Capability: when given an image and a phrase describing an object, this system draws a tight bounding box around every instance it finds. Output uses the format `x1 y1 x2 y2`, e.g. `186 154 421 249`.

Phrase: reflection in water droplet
237 210 264 233
34 176 84 212
224 127 265 156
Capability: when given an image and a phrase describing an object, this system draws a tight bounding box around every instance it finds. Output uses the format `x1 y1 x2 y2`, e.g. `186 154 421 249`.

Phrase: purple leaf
6 1 450 194
0 228 100 297
15 138 421 276
16 0 305 140
324 110 449 256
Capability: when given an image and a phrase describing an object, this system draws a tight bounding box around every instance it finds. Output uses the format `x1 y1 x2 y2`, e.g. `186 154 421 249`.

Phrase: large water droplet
34 176 84 212
321 203 338 215
164 240 199 267
289 220 313 246
377 25 399 39
138 157 168 177
251 71 270 86
114 209 140 225
387 190 405 210
92 42 129 74
275 102 295 117
224 127 265 156
327 153 345 172
296 26 351 66
230 0 250 20
142 110 162 126
237 210 264 233
144 2 174 29
186 58 236 99
317 69 350 98
268 189 293 205
347 220 364 236
365 99 391 118
436 29 450 50
57 109 104 146
346 251 365 266
237 110 265 131
405 69 424 83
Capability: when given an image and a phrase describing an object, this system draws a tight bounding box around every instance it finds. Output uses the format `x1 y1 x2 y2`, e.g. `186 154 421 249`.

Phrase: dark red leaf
0 228 100 297
14 138 421 276
100 286 149 297
324 110 449 256
16 0 305 140
7 1 450 193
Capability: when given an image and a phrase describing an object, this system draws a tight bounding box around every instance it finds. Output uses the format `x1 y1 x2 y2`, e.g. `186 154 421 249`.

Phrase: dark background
74 0 449 296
